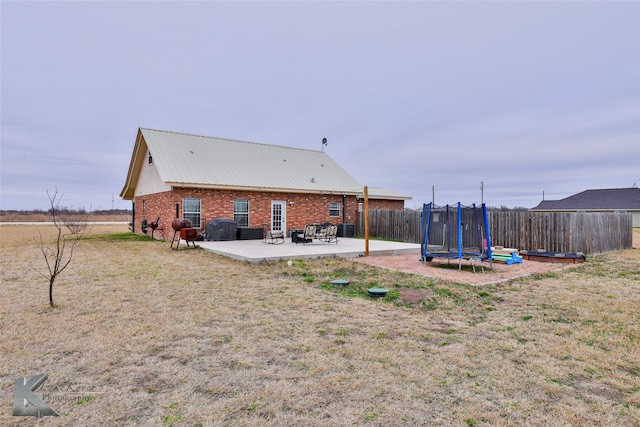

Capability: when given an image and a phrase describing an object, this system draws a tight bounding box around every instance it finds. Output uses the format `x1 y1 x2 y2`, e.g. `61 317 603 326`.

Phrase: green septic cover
368 288 389 296
331 280 350 286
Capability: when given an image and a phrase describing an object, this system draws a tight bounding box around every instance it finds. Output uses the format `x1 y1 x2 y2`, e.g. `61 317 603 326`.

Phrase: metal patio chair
318 224 338 243
297 225 316 244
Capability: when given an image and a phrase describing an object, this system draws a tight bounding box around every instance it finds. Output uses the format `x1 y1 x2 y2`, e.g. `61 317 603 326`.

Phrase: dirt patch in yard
353 253 567 287
353 255 569 306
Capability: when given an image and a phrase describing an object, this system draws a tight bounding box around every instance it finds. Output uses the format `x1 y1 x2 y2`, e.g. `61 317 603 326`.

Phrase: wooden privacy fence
357 209 633 255
489 211 632 255
356 209 422 243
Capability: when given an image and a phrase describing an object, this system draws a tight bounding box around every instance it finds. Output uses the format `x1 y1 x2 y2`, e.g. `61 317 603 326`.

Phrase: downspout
131 201 136 233
342 194 346 228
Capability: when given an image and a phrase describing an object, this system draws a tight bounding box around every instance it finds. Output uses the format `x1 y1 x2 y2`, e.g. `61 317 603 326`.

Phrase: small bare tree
35 188 92 307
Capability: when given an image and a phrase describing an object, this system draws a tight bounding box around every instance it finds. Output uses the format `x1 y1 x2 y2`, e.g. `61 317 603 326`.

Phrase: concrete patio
186 237 421 263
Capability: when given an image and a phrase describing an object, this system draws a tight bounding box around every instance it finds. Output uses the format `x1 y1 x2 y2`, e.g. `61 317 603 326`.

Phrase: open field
1 224 639 426
0 212 130 223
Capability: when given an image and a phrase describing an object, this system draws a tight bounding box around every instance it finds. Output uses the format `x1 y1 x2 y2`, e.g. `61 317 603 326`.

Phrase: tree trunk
49 276 55 307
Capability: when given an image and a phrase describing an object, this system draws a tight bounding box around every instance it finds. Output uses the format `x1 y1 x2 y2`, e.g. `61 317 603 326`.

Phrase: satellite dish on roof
322 138 327 152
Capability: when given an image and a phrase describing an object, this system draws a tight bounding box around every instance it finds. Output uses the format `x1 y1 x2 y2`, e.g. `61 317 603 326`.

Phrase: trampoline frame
420 202 493 270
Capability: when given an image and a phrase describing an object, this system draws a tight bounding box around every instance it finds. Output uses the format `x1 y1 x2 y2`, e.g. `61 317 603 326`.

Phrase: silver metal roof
364 187 412 201
138 128 363 195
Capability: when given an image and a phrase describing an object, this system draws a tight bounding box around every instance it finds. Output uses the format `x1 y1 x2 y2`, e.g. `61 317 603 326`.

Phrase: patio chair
314 222 333 240
318 224 338 243
297 225 316 244
264 230 284 244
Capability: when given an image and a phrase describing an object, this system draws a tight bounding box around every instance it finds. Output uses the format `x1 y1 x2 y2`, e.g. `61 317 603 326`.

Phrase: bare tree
35 188 92 307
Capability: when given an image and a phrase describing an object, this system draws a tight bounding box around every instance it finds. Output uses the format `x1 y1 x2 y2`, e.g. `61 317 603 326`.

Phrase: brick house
120 128 411 237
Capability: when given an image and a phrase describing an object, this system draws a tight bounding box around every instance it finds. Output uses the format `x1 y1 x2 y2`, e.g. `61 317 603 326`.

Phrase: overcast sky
1 1 639 211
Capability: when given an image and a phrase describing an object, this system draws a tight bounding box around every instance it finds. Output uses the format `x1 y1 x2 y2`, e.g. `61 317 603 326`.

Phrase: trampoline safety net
420 202 493 269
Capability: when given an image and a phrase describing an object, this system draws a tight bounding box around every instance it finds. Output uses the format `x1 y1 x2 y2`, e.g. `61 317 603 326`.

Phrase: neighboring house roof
121 128 408 200
531 187 640 211
364 187 412 201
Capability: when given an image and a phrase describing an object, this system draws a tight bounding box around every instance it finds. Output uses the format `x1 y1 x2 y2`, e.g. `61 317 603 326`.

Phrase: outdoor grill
205 218 237 241
171 218 192 231
170 218 198 250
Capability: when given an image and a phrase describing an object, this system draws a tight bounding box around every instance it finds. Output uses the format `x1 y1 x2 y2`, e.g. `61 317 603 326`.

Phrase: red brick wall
133 188 361 236
367 199 405 211
133 190 176 235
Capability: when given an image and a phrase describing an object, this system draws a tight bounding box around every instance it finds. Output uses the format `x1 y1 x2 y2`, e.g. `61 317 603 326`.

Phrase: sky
1 1 639 211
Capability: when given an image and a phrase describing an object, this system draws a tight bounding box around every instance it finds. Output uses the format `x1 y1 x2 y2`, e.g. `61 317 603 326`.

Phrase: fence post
364 186 369 256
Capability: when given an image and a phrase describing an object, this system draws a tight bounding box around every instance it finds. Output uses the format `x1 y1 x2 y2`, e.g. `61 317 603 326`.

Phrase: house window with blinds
329 202 341 218
234 200 249 227
183 198 201 228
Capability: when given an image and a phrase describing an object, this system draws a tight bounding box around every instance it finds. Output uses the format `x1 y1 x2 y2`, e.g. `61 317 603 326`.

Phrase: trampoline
420 202 493 270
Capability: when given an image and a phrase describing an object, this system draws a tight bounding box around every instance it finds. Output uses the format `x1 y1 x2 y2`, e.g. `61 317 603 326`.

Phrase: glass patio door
271 201 286 235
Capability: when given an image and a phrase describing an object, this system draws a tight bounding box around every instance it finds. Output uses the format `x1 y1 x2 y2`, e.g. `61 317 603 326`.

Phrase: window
329 202 341 218
148 151 153 165
183 198 201 228
234 199 249 227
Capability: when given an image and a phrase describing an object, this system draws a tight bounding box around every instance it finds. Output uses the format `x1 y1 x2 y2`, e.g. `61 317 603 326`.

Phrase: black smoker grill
205 218 237 241
170 218 198 250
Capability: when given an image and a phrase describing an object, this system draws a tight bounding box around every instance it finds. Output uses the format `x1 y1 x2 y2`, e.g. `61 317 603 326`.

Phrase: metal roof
531 187 640 211
121 128 364 199
364 187 412 201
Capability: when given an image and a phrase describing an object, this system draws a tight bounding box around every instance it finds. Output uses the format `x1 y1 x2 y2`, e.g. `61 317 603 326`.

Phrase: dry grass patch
1 224 639 426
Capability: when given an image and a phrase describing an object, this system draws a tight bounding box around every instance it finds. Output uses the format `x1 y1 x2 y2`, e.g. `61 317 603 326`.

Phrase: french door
271 201 286 235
